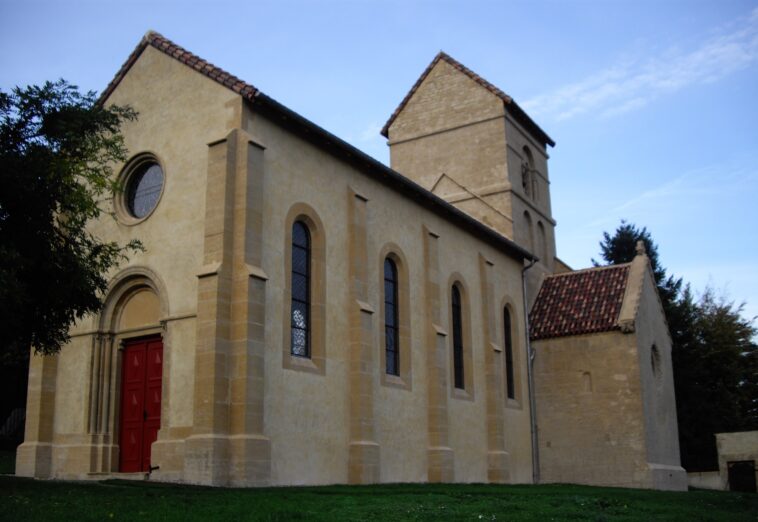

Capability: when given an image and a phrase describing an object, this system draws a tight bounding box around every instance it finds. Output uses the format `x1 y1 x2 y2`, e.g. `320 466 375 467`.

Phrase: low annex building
17 31 686 490
530 245 686 490
716 431 758 492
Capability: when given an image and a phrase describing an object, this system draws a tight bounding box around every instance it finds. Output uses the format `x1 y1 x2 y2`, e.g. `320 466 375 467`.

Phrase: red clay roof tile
99 31 260 105
530 264 630 340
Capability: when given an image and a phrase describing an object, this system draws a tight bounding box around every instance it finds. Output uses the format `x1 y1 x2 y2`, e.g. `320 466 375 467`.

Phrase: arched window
537 221 548 261
379 247 411 389
521 146 534 198
523 210 535 254
290 220 311 357
452 285 465 389
384 258 399 376
503 307 515 400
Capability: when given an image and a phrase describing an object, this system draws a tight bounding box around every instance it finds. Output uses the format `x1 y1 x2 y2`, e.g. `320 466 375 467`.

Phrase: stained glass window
291 221 310 357
504 307 515 399
452 285 464 389
384 258 399 376
127 162 163 218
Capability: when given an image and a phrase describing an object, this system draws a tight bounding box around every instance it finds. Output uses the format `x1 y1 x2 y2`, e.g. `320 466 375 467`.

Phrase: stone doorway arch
86 266 170 473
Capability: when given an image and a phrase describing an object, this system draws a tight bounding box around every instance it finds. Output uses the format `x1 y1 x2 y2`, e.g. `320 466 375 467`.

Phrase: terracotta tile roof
380 52 555 147
530 264 631 340
99 31 259 105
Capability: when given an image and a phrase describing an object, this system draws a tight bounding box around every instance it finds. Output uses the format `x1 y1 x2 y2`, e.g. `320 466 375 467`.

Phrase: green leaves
0 79 138 362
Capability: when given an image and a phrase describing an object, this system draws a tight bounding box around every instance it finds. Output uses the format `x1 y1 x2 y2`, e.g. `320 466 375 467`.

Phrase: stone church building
16 32 687 490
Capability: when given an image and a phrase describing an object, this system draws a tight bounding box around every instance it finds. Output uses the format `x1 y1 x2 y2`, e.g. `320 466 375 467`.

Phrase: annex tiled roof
99 31 259 105
530 264 631 340
380 52 555 147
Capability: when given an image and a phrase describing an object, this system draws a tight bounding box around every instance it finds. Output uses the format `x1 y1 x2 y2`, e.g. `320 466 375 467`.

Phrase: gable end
381 52 555 147
99 31 259 106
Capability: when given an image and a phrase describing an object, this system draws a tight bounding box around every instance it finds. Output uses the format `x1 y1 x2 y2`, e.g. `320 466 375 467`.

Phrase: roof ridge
544 262 632 278
436 52 513 104
99 31 260 106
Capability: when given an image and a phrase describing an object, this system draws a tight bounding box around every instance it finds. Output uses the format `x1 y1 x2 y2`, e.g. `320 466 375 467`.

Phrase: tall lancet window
503 307 515 400
384 258 399 376
452 285 465 389
521 146 534 198
291 221 311 357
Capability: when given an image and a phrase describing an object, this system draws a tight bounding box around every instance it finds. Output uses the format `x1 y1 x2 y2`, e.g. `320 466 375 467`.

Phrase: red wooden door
119 336 163 473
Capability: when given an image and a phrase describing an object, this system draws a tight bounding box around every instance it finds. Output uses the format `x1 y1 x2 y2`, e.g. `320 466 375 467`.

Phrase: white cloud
583 159 758 230
523 7 758 121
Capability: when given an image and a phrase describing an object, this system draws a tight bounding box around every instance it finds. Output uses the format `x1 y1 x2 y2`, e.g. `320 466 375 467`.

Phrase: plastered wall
18 46 239 479
246 103 534 485
20 46 537 486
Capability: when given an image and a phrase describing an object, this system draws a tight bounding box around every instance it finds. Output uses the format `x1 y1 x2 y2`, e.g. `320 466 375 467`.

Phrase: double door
119 336 163 473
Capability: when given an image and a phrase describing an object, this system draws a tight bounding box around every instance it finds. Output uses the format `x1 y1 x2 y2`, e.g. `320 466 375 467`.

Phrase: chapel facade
16 32 686 490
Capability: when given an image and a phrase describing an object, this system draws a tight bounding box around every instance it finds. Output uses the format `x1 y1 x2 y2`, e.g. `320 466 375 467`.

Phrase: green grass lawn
1 476 756 521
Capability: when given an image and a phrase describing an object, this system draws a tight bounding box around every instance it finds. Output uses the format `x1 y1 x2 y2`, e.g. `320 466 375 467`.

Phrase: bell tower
382 52 558 295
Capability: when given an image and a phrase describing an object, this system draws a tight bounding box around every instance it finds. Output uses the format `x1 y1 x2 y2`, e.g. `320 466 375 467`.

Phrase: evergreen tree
593 220 681 311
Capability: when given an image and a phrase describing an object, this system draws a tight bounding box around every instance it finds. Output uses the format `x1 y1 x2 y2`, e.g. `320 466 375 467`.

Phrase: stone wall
534 330 652 488
533 257 687 491
17 45 236 480
245 97 534 485
716 431 758 491
632 262 687 490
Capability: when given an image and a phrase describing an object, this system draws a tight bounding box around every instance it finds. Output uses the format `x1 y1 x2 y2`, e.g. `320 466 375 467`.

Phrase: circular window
116 154 165 224
127 162 163 218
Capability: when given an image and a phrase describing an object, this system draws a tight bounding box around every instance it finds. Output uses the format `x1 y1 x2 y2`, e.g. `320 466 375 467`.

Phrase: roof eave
505 100 555 148
251 92 536 263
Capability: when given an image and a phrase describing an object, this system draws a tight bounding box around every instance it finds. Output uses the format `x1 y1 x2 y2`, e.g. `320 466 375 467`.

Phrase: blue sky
2 0 757 321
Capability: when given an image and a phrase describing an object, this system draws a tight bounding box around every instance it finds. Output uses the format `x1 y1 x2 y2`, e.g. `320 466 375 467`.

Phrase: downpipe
522 257 539 484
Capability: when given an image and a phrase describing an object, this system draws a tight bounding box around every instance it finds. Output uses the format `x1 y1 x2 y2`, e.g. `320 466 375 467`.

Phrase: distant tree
675 288 758 469
593 220 681 310
0 80 139 366
596 221 758 470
